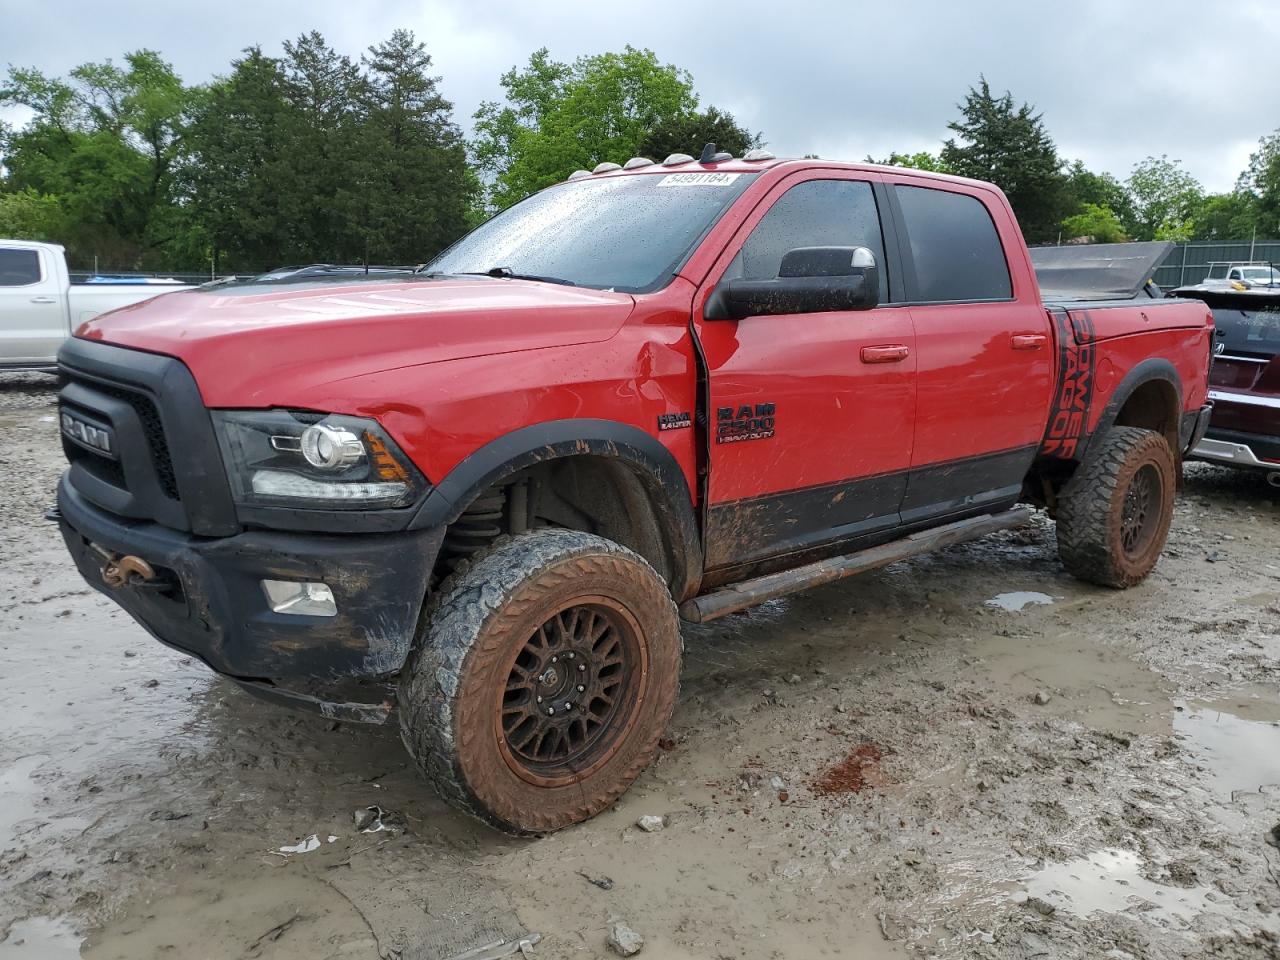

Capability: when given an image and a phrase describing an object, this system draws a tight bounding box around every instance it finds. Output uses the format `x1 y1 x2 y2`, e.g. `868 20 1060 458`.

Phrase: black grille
94 384 180 500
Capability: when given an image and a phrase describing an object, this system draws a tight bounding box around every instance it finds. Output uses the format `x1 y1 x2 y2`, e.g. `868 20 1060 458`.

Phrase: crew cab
0 240 190 372
52 153 1214 833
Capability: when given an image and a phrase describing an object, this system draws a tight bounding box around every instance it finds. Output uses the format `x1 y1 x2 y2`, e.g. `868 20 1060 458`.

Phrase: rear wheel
398 529 681 834
1056 426 1177 588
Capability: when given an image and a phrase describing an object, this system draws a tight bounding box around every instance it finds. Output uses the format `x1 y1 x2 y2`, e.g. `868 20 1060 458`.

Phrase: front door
0 246 65 365
693 174 917 571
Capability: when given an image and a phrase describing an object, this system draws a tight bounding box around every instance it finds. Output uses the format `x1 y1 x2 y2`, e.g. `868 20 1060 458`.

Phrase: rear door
885 181 1054 523
0 246 66 365
693 172 917 571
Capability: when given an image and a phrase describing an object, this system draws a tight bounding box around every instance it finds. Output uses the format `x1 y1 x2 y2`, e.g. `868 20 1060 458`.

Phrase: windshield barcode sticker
656 172 741 187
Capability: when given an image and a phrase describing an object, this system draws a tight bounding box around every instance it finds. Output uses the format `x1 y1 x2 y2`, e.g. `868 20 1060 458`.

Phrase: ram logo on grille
61 410 116 458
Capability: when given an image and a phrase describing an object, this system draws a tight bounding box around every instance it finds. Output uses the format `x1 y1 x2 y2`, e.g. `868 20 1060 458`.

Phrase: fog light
261 579 337 617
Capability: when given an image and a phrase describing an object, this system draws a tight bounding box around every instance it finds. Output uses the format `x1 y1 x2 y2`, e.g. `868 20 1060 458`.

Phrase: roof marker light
567 170 592 181
743 149 776 161
662 153 694 166
623 157 654 170
592 162 622 174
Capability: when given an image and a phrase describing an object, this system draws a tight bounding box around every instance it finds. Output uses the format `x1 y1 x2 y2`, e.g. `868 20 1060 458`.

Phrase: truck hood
75 276 636 407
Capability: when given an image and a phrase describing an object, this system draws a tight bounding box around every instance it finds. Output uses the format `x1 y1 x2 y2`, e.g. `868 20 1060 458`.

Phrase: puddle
0 591 212 854
0 754 52 847
1025 848 1213 923
0 917 83 959
1174 700 1280 797
985 591 1055 612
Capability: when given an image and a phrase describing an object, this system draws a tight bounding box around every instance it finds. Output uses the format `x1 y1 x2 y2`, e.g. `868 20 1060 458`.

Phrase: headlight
212 410 425 510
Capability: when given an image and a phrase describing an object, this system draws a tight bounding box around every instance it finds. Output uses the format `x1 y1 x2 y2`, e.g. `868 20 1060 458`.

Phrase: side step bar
679 507 1034 623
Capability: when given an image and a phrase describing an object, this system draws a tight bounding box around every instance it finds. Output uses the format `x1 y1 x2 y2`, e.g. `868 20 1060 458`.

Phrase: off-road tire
1056 426 1176 588
398 529 681 834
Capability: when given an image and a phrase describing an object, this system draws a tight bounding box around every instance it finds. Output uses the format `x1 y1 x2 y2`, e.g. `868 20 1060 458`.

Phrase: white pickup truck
0 240 192 372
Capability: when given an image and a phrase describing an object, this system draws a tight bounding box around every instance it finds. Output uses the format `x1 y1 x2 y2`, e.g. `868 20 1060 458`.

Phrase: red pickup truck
54 153 1214 833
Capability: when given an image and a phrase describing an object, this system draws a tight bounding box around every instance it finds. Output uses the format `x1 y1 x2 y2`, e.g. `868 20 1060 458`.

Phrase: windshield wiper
449 266 577 286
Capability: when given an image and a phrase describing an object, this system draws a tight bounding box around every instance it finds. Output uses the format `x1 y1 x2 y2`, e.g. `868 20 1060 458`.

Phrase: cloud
6 0 1278 192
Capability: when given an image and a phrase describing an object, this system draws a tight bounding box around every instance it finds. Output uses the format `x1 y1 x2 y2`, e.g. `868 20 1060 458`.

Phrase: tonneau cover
1030 241 1174 301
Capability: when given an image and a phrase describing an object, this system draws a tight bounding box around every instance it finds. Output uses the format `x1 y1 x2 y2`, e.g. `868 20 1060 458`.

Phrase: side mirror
706 246 880 320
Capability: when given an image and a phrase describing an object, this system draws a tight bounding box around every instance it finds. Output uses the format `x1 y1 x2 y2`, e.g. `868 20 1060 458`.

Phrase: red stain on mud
811 743 885 796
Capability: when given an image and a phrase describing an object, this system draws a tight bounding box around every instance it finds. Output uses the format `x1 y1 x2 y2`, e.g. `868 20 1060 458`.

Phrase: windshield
1241 267 1278 281
426 172 757 292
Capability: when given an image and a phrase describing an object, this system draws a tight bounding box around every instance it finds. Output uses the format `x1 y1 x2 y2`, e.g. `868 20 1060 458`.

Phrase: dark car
1170 284 1280 486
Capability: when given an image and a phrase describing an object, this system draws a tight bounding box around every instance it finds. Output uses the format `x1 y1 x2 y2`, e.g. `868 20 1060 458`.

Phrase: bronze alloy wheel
398 529 681 834
1120 463 1162 559
1056 426 1176 589
497 598 647 787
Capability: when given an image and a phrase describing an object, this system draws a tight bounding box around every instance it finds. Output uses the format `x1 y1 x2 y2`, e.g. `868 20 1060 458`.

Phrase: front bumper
56 474 443 721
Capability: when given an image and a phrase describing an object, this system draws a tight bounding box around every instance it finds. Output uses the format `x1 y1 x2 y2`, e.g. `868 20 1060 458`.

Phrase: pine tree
639 107 758 162
184 47 293 270
355 29 472 264
941 78 1068 243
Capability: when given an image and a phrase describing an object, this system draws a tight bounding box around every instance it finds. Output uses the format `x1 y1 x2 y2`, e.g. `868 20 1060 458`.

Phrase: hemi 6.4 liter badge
716 403 776 443
658 412 692 431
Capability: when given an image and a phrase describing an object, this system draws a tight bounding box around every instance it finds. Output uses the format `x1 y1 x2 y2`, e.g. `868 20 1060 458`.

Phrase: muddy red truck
53 152 1214 832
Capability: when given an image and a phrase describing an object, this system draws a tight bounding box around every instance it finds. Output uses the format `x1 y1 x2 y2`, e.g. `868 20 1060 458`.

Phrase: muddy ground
1 372 1278 960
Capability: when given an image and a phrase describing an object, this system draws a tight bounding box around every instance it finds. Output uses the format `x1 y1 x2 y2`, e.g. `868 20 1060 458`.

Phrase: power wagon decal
1040 309 1096 460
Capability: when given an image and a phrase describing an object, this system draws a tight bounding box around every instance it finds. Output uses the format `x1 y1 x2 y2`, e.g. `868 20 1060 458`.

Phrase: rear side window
730 179 889 303
895 186 1011 302
0 249 42 287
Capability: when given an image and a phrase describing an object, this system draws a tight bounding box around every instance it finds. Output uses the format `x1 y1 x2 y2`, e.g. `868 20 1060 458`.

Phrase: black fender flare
1084 358 1184 461
409 419 702 601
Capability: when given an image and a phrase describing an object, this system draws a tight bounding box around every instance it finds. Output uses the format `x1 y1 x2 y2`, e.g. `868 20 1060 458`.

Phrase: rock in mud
635 815 666 833
353 805 405 835
607 921 644 956
1032 690 1052 705
579 871 614 890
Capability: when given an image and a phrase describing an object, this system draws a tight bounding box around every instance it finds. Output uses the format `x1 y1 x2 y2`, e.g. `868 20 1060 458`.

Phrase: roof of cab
573 155 1006 194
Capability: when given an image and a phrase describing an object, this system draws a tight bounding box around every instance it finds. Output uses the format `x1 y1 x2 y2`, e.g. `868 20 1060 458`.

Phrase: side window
0 249 43 287
730 179 889 303
895 185 1012 302
1228 269 1240 280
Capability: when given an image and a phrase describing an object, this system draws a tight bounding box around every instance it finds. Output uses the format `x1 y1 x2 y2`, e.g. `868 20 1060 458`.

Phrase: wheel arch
1089 359 1184 461
410 419 702 601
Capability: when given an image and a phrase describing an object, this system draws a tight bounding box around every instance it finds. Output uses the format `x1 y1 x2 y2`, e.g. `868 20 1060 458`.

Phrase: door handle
860 344 910 364
30 296 57 304
1011 334 1047 350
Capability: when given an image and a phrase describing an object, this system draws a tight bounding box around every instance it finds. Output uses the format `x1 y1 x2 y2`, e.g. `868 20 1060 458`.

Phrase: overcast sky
4 0 1278 193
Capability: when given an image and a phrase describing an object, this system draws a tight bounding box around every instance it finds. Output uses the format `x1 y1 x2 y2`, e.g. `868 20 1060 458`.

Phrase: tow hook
87 542 157 589
102 555 156 589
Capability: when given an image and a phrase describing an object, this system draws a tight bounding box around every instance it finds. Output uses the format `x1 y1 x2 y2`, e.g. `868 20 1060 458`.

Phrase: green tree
0 187 67 240
183 47 295 270
639 106 758 162
279 31 369 263
867 150 952 173
1061 203 1128 243
473 46 719 210
1063 161 1135 231
1125 155 1203 241
1191 192 1258 240
353 29 473 264
0 51 201 266
1236 130 1280 237
940 78 1068 243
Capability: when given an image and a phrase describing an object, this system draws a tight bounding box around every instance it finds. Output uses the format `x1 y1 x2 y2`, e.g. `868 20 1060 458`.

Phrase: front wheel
398 529 682 834
1055 426 1177 588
